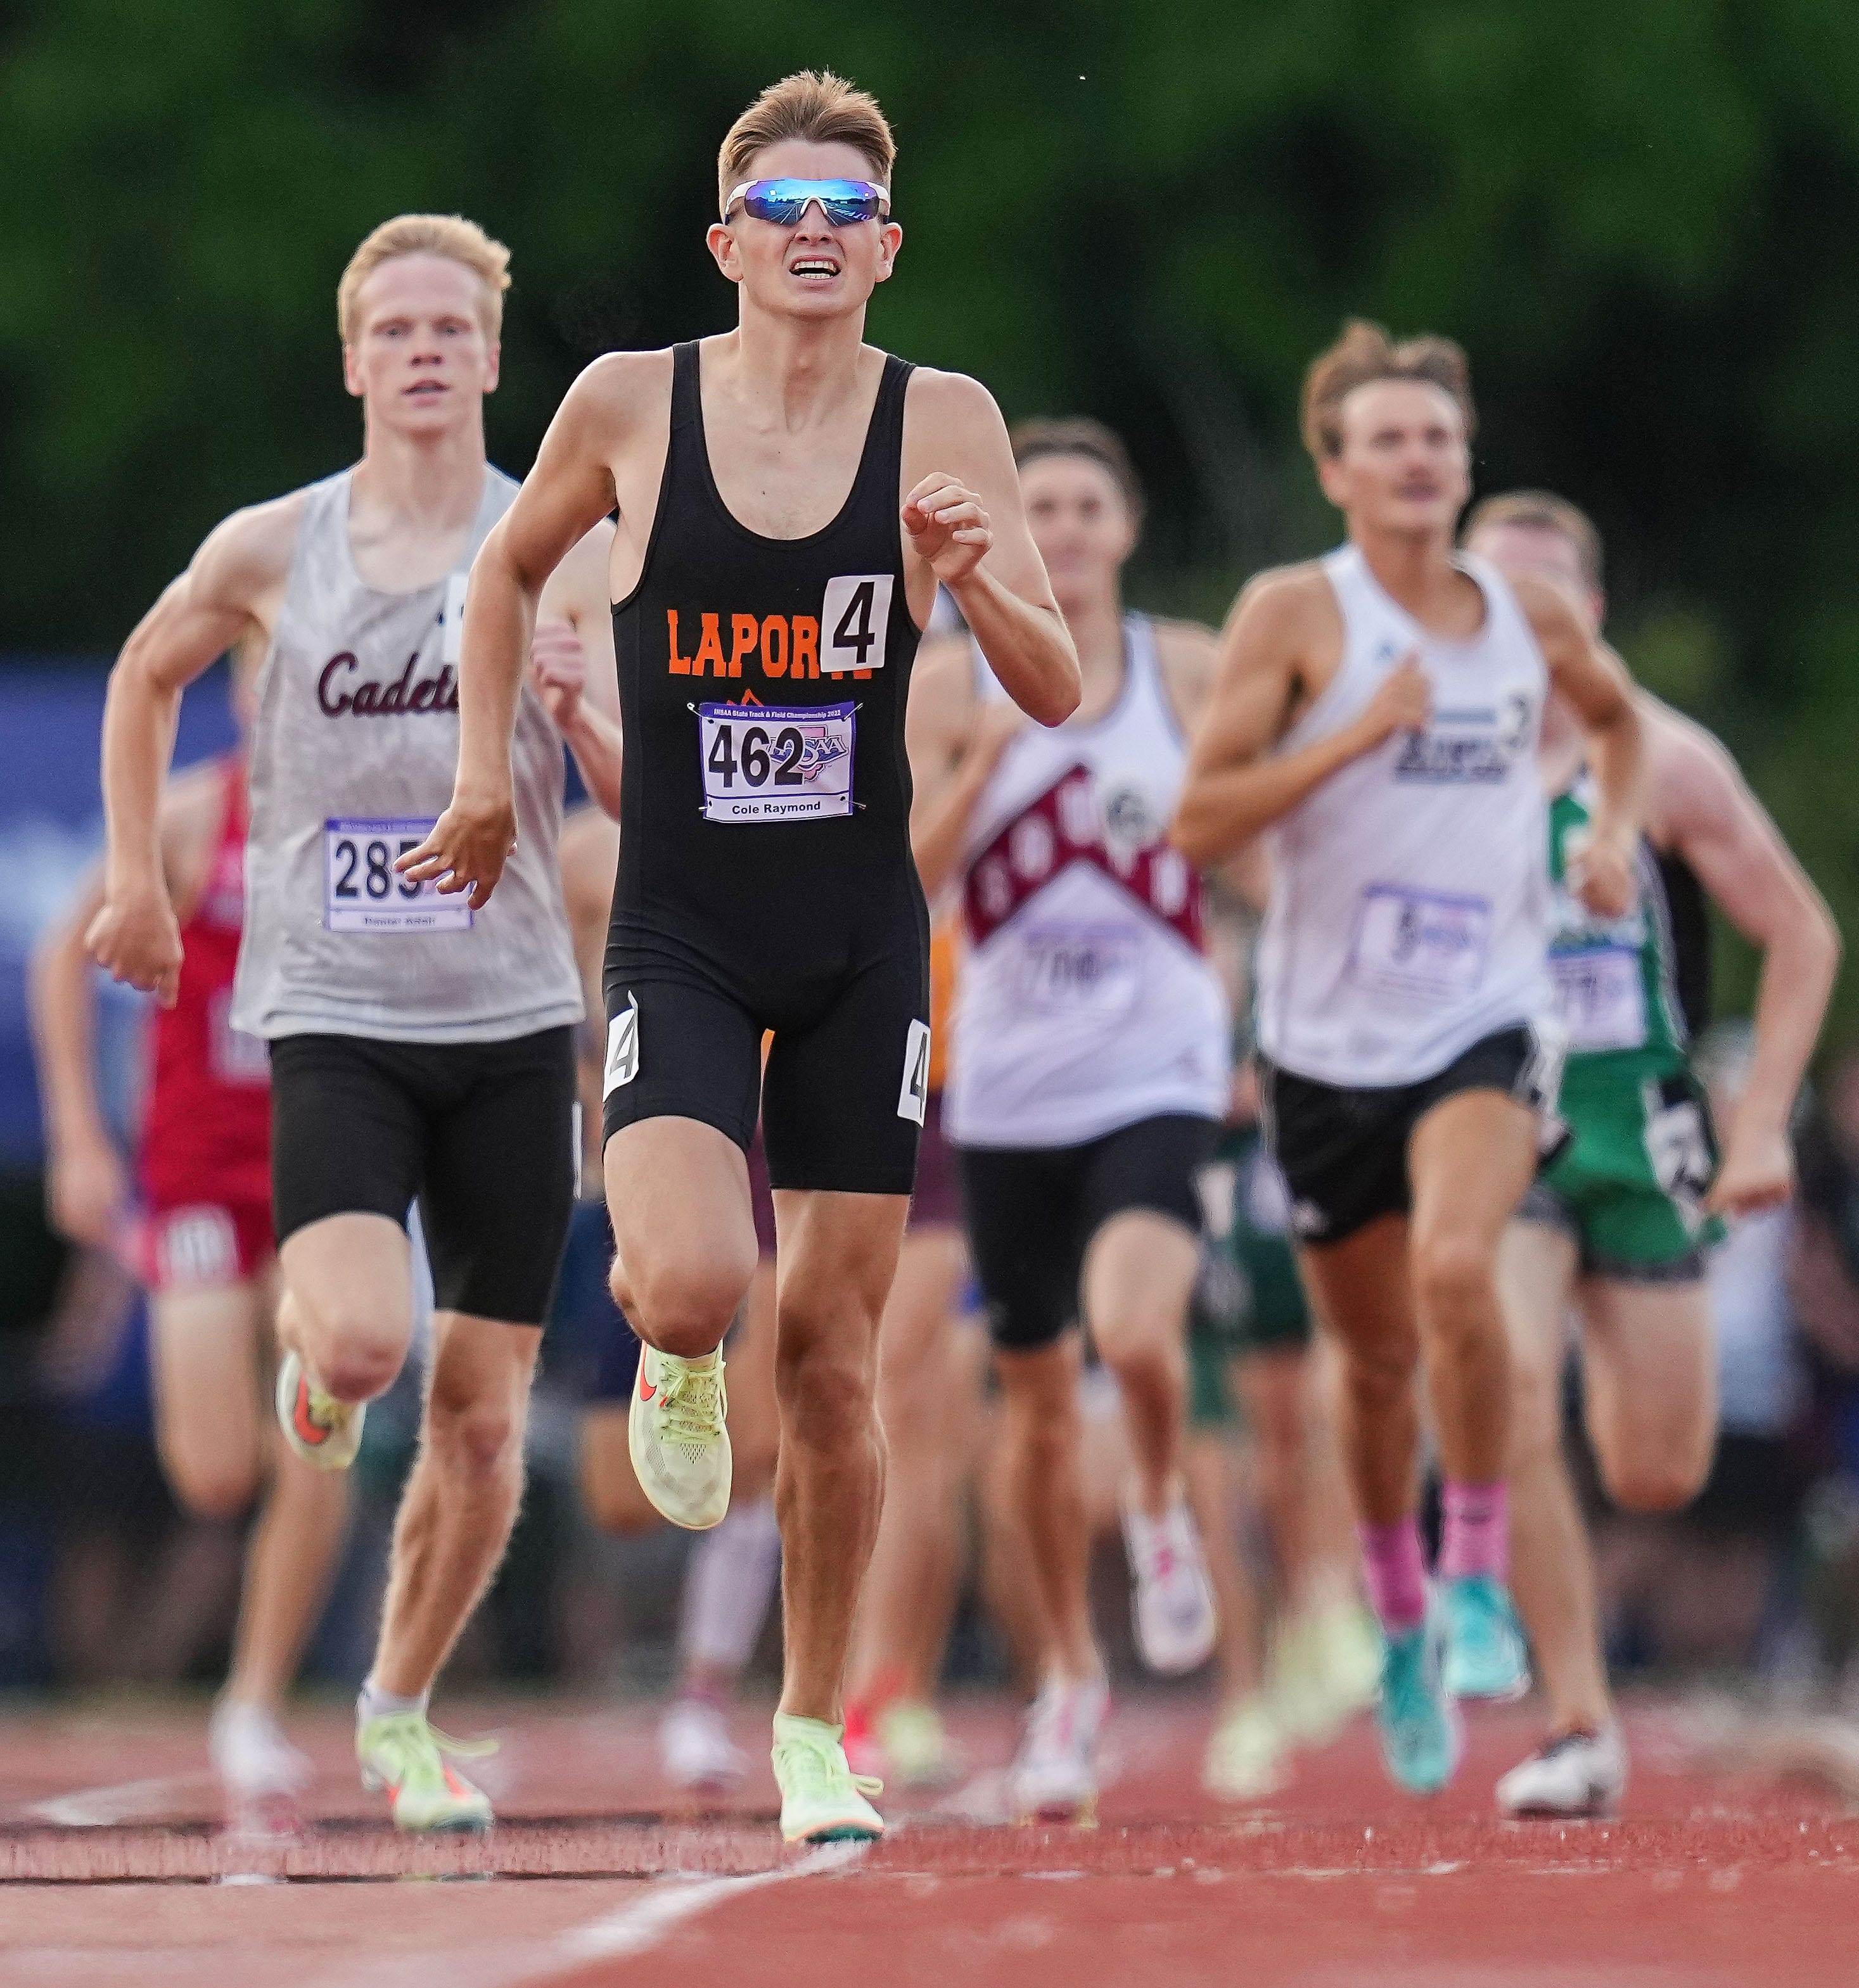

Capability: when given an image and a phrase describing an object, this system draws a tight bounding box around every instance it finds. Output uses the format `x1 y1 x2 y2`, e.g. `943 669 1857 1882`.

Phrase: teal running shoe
1376 1602 1462 1795
1441 1574 1531 1702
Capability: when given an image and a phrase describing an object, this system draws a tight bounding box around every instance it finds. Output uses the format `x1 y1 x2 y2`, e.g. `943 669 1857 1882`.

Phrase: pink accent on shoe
1359 1517 1428 1635
1438 1479 1509 1583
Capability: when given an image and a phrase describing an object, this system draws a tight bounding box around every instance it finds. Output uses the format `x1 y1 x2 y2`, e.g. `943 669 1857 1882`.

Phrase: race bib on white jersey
1345 884 1492 1004
1549 945 1648 1053
698 703 854 823
323 817 473 933
1015 924 1142 1017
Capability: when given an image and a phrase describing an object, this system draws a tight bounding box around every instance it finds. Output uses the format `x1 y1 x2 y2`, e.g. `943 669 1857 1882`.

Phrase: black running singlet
601 340 932 1197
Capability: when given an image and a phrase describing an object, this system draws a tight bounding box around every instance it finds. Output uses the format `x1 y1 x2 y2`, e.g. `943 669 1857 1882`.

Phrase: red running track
1 1692 1854 1987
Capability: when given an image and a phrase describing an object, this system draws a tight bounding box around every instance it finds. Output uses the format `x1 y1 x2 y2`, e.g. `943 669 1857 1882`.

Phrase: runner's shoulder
900 364 1006 439
191 487 310 603
1502 566 1588 646
559 347 679 438
1220 561 1339 656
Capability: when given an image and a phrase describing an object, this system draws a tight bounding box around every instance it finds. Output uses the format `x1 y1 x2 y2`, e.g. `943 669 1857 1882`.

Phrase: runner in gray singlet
86 215 621 1833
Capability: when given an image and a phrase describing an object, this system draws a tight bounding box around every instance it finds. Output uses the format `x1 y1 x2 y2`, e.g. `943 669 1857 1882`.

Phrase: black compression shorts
601 936 929 1199
269 1027 577 1325
958 1113 1220 1352
1260 1023 1563 1249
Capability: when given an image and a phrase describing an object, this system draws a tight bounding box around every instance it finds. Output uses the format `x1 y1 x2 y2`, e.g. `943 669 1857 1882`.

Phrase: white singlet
947 615 1230 1149
1252 545 1554 1089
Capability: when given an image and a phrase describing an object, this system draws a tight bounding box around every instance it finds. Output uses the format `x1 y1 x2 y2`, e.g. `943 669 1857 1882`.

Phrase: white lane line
22 1771 215 1826
546 1838 870 1970
319 1838 871 1988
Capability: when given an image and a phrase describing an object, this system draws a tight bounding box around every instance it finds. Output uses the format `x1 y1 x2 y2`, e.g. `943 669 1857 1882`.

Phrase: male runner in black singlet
405 72 1080 1841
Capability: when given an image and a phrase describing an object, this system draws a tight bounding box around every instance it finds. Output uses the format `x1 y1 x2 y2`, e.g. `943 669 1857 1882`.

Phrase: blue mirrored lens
739 179 886 225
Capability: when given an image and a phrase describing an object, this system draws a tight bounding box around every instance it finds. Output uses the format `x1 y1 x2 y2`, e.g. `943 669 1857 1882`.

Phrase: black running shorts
1260 1023 1563 1250
269 1027 577 1325
600 947 928 1199
959 1113 1220 1353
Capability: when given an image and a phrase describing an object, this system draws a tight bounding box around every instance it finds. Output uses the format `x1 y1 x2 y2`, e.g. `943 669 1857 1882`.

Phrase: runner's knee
1597 1440 1712 1514
161 1446 260 1522
623 1248 751 1360
776 1335 876 1451
1411 1230 1498 1338
427 1387 524 1481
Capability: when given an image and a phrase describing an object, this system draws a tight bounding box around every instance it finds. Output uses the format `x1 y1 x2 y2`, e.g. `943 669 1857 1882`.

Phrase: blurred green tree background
2 0 1855 1025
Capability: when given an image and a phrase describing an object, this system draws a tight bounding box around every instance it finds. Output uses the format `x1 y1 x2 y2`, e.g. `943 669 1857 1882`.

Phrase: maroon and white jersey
232 468 580 1044
947 615 1229 1148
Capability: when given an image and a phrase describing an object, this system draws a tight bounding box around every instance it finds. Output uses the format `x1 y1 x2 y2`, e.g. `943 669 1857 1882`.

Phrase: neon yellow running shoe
1203 1693 1287 1803
629 1346 731 1530
276 1349 364 1472
356 1712 495 1832
878 1700 963 1790
772 1714 884 1844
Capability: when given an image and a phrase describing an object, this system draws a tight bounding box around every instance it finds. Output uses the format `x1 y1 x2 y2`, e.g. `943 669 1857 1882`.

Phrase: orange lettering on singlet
760 615 789 679
793 616 820 680
693 613 726 679
667 608 695 675
728 614 759 679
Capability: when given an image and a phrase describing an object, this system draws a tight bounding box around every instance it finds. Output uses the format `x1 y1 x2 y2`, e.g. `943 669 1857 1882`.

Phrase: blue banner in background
0 659 240 1166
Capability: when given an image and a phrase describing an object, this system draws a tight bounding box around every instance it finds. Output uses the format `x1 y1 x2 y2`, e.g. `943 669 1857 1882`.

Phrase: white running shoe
660 1695 748 1791
1497 1723 1628 1818
1011 1675 1109 1821
629 1346 731 1531
1121 1496 1218 1674
275 1350 364 1471
209 1699 313 1804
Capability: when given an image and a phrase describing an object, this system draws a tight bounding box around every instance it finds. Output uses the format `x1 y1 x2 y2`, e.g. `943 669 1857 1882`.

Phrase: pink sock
1358 1518 1428 1636
1438 1479 1508 1583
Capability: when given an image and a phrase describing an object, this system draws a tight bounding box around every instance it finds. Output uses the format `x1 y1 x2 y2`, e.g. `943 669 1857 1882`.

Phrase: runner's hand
1345 654 1431 755
86 883 183 1007
1568 831 1636 920
904 474 992 585
47 1133 129 1251
1706 1121 1796 1217
396 787 517 910
530 617 587 732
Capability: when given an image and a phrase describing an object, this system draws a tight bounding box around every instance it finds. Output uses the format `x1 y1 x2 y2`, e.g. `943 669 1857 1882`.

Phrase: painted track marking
22 1771 214 1827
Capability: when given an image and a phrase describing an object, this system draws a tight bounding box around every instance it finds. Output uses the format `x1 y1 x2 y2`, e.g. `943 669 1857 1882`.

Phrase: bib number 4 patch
897 1019 931 1126
821 574 893 675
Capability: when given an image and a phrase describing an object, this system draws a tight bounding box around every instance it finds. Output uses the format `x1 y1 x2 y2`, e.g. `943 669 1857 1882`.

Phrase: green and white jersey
1545 775 1687 1080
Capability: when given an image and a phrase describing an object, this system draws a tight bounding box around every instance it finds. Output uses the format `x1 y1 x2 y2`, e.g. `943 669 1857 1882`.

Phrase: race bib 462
697 703 855 824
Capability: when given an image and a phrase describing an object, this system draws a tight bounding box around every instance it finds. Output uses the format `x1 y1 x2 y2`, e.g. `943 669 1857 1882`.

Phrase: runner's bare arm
406 354 647 902
1171 570 1427 865
905 635 1026 898
535 519 625 820
901 371 1080 727
1647 703 1840 1213
88 496 300 1005
1516 573 1644 919
32 767 224 1245
1155 619 1267 902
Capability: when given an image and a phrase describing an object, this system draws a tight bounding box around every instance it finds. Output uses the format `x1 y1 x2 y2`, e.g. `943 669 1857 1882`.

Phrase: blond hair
1301 319 1475 462
717 71 895 215
1463 489 1604 590
337 214 511 344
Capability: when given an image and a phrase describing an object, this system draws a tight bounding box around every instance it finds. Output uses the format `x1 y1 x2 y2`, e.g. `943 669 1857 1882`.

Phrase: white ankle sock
679 1495 781 1674
358 1679 430 1726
